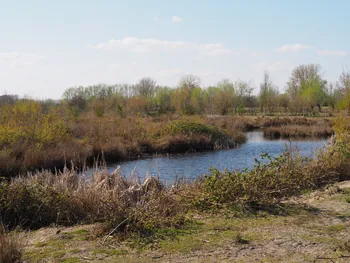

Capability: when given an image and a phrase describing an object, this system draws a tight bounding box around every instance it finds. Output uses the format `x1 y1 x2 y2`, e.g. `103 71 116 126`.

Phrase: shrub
199 150 309 206
166 121 243 149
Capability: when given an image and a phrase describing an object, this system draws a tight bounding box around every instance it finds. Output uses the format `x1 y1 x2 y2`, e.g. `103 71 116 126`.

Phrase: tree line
3 64 350 117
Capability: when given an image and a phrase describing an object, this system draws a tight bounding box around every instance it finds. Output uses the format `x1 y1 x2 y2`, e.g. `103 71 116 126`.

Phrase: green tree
287 64 327 112
215 79 237 115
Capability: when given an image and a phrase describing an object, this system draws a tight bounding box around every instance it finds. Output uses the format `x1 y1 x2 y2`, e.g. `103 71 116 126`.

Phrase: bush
166 121 243 149
200 150 309 206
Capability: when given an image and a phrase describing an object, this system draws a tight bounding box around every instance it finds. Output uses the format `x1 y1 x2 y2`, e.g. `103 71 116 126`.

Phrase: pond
103 132 329 183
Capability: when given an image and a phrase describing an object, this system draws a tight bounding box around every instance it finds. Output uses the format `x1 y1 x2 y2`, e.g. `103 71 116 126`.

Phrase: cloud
152 16 159 22
0 52 45 68
172 16 184 23
316 49 348 56
276 44 312 53
94 37 235 56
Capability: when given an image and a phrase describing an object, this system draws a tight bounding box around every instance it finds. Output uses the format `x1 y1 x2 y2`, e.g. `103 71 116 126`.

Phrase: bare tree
259 71 278 113
179 74 201 90
337 68 350 95
337 68 350 114
134 77 156 97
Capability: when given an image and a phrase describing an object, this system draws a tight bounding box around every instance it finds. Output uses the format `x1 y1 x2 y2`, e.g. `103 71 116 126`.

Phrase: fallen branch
102 217 129 244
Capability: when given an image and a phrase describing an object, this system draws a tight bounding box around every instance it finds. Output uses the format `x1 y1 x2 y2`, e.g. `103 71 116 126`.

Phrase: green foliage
168 121 219 136
166 121 237 149
200 151 309 206
237 103 245 115
0 100 67 146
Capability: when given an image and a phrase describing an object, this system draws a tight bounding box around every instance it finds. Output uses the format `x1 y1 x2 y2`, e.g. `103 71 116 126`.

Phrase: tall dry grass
258 117 334 139
0 226 22 263
0 168 186 233
263 125 334 138
0 112 246 177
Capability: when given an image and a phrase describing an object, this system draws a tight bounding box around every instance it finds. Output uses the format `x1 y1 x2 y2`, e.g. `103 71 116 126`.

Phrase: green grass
327 224 346 232
345 196 350 203
71 229 89 235
61 257 81 263
156 215 278 254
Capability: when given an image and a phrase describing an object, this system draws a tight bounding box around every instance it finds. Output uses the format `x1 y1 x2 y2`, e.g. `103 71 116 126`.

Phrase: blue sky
0 0 349 99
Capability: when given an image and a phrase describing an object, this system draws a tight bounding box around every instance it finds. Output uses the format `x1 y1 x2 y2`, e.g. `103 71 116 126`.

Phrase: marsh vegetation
1 65 350 262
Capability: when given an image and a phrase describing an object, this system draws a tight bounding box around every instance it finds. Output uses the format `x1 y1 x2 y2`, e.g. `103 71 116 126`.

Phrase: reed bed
263 125 334 138
0 115 246 177
0 168 186 234
1 117 350 236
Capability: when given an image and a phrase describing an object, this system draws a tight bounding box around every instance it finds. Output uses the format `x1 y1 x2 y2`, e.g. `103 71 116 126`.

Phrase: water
106 132 329 182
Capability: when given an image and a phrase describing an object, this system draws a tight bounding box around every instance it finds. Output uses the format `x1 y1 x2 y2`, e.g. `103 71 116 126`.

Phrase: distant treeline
1 64 350 117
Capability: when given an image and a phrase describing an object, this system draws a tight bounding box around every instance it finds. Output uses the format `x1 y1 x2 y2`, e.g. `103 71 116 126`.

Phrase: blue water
105 132 328 182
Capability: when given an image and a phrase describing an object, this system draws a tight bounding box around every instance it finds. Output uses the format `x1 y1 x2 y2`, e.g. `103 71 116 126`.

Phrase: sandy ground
21 181 350 263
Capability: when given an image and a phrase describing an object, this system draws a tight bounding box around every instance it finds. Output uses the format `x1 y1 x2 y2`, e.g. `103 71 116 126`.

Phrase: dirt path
22 182 350 263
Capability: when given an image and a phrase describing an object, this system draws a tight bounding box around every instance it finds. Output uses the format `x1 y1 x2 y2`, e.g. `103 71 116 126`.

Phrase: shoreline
0 116 334 178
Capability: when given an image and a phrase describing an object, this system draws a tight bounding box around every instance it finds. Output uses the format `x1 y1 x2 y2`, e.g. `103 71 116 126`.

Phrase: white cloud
316 49 348 56
152 16 159 22
276 44 312 53
0 52 45 68
172 16 184 23
94 37 235 56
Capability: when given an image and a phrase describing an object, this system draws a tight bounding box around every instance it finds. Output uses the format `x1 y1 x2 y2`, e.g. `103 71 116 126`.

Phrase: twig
102 217 129 244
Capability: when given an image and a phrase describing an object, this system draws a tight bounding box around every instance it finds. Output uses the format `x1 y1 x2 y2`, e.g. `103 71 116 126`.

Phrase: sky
0 0 349 99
